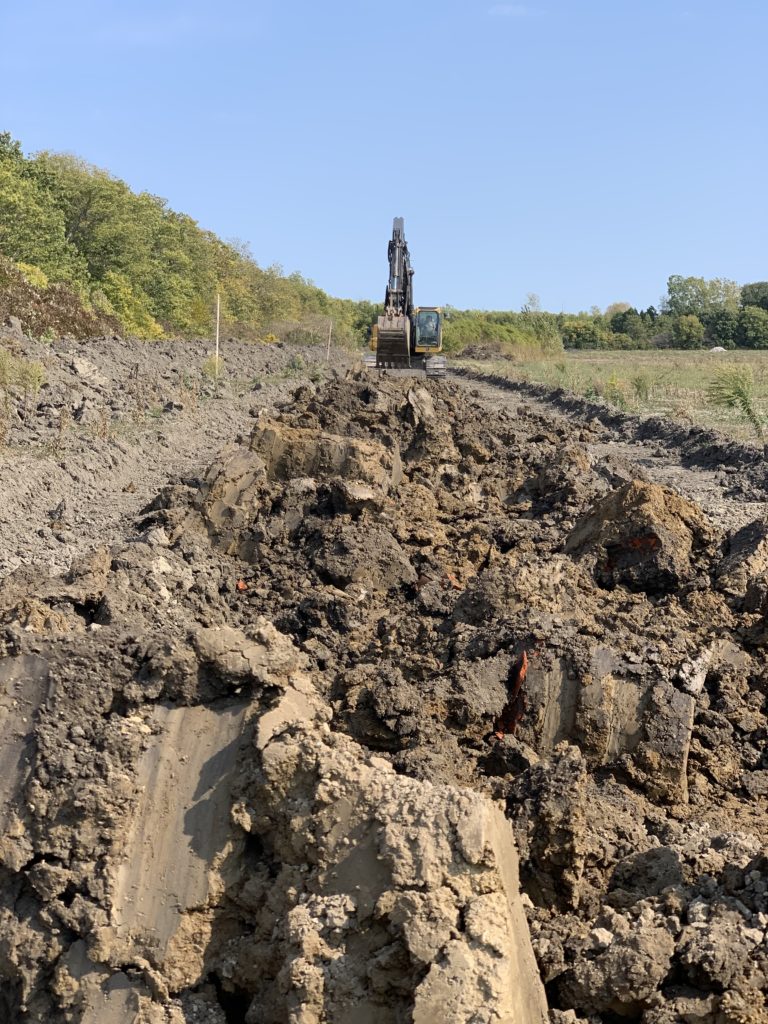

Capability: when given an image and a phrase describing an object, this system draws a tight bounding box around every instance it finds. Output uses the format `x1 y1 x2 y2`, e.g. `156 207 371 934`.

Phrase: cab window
415 311 440 345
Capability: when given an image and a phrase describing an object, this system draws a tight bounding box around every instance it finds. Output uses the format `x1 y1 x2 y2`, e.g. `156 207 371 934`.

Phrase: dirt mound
566 479 720 593
0 335 348 579
1 368 768 1022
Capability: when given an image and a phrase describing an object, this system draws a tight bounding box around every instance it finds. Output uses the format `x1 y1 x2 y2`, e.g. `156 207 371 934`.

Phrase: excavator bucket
375 313 411 369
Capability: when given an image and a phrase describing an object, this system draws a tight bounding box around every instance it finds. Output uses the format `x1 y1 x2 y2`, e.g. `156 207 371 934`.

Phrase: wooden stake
215 292 221 377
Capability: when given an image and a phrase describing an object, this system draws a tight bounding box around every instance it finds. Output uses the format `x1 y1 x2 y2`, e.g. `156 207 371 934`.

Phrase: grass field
459 349 768 444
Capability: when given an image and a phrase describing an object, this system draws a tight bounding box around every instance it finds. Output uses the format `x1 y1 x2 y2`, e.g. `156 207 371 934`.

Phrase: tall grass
0 348 47 440
707 365 764 444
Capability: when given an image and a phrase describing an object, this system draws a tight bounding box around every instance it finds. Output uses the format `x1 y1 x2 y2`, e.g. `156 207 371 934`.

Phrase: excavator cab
413 307 442 353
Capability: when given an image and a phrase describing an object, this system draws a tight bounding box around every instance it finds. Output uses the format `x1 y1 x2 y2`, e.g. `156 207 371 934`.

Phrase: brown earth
1 340 768 1024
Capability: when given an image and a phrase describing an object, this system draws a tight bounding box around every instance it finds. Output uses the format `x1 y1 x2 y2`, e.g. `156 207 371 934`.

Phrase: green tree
0 138 85 281
31 153 160 281
561 318 608 349
737 306 768 349
604 302 631 320
665 275 741 317
95 271 163 338
741 282 768 312
609 307 648 342
0 132 24 165
704 307 738 347
673 314 706 348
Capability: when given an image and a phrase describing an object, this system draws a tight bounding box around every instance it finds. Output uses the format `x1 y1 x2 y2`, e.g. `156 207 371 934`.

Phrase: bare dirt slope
1 346 768 1024
0 336 346 579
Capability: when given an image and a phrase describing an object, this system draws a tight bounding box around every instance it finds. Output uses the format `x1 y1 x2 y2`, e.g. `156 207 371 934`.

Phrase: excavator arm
376 217 414 368
384 217 414 316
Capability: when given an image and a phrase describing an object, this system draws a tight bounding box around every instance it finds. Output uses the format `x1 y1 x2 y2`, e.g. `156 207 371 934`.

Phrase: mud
1 349 768 1023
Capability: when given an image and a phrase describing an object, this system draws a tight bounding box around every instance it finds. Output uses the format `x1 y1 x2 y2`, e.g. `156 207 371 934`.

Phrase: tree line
0 132 375 343
559 275 768 351
444 277 768 354
1 132 765 351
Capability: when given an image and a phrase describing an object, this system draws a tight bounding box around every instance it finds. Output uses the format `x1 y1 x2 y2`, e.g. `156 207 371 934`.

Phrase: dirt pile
0 335 344 579
565 478 720 593
1 369 768 1022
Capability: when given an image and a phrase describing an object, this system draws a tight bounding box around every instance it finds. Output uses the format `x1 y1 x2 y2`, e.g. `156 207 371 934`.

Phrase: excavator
368 218 446 377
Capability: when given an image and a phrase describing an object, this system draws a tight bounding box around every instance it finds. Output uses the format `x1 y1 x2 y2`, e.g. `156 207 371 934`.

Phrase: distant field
458 349 768 444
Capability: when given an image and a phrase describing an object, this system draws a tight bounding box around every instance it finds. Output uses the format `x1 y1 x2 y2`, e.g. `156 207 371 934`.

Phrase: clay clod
566 479 719 593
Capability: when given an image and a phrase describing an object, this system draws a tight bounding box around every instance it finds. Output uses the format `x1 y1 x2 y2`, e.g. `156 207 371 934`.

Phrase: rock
610 847 684 900
526 444 598 507
3 315 25 339
0 655 52 870
309 521 417 592
406 386 436 425
250 417 402 491
565 480 719 593
329 478 386 515
192 619 307 688
557 909 675 1014
508 744 589 910
628 681 695 802
742 770 768 798
679 907 764 988
72 397 104 426
678 647 715 696
70 356 109 390
481 733 540 776
641 987 720 1023
247 659 550 1024
717 518 768 604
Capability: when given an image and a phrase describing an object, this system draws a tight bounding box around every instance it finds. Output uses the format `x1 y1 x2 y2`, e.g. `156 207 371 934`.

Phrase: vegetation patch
461 349 768 443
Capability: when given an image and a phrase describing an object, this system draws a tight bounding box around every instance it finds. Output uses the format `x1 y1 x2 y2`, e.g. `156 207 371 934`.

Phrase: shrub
707 365 764 443
632 374 651 404
202 354 223 379
15 262 49 290
97 271 164 339
560 318 609 350
603 373 630 409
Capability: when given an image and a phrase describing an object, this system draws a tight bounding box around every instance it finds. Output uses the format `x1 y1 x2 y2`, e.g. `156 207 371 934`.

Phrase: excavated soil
1 344 768 1024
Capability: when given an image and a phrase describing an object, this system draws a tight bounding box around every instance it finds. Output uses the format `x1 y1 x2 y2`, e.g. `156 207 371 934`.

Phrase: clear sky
1 0 766 312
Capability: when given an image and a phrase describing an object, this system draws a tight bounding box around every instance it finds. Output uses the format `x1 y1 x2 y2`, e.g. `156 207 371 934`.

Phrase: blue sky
1 0 766 311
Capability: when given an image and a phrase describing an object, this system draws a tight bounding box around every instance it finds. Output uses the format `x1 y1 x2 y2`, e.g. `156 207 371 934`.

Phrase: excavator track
424 355 447 378
363 353 447 378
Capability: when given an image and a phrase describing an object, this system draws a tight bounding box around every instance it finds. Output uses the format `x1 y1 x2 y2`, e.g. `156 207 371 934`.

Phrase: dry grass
458 349 768 442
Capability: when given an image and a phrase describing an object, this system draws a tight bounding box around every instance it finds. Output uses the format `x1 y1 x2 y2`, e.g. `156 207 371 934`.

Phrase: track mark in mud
109 702 250 959
0 656 51 849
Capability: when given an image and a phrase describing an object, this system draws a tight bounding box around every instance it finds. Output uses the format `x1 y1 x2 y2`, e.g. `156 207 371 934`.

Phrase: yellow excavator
368 218 446 377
